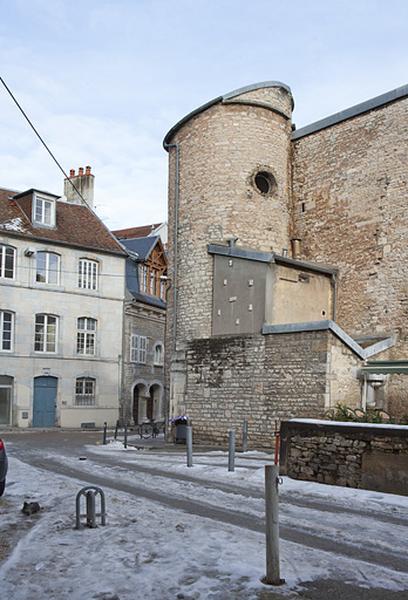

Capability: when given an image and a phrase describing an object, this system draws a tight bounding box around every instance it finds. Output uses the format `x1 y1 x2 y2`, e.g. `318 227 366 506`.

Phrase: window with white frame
0 245 15 279
75 377 96 406
34 314 58 353
153 342 164 366
159 278 167 300
130 334 147 363
78 259 98 290
0 311 13 351
77 317 96 355
138 265 148 293
36 251 60 284
33 195 55 227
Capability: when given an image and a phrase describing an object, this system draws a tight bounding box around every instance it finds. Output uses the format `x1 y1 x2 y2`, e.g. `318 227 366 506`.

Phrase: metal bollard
242 419 248 453
86 490 96 528
228 430 236 472
102 421 107 445
124 422 128 449
75 486 106 529
263 465 285 586
186 425 193 467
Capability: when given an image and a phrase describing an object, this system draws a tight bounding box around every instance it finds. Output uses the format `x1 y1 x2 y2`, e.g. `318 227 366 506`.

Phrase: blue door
33 377 57 427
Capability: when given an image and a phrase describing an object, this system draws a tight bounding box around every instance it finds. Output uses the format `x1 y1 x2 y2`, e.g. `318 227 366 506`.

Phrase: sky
0 0 407 230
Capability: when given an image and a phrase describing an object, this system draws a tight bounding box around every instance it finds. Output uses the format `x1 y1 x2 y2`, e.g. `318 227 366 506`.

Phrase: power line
0 259 168 282
0 76 89 208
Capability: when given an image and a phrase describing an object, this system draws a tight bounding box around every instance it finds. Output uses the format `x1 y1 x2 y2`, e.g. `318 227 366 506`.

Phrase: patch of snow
2 450 408 599
0 217 26 232
103 440 138 451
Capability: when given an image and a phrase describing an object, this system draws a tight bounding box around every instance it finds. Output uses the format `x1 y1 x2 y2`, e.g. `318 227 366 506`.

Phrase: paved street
1 430 408 599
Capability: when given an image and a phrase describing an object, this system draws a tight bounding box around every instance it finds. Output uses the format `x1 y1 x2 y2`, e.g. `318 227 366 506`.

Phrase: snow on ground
91 439 408 511
1 445 408 599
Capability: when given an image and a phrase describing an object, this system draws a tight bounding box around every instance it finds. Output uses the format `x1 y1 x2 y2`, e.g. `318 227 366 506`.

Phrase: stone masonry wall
281 420 408 495
292 98 408 357
167 87 293 345
121 301 165 423
166 84 294 422
184 330 335 448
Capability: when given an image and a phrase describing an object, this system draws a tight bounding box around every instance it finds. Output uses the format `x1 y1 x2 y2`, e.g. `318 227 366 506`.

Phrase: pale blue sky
1 0 407 229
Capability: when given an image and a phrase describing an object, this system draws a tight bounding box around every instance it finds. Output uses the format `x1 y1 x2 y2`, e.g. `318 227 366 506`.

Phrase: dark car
0 438 8 496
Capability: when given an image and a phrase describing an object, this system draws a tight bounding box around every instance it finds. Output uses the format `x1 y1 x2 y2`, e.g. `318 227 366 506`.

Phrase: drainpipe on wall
164 142 180 353
361 372 368 411
331 273 337 321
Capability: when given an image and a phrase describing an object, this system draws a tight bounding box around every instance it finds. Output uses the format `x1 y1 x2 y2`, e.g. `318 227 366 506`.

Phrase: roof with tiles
0 187 126 256
112 223 163 239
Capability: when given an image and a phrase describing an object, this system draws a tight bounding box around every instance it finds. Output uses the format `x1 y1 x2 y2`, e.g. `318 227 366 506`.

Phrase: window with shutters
130 334 147 363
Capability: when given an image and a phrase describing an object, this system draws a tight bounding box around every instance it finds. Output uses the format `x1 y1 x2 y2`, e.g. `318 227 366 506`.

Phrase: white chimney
64 166 94 209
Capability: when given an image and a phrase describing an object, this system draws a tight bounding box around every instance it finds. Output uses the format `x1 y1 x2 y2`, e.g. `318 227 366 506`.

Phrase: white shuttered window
130 334 147 363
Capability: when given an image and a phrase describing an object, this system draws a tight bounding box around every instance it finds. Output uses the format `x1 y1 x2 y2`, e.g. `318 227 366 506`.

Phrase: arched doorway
133 383 147 425
149 384 163 421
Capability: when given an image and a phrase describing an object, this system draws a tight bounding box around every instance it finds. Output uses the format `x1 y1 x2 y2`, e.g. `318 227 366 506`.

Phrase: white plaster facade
0 224 126 428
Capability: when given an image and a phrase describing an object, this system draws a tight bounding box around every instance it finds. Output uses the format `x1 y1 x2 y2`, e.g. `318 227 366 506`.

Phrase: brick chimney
64 166 94 209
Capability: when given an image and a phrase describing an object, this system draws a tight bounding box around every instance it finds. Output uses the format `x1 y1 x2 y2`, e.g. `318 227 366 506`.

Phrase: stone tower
164 81 294 417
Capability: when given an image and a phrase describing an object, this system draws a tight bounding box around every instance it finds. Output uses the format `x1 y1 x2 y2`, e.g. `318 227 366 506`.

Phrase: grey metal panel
292 83 408 140
212 255 266 335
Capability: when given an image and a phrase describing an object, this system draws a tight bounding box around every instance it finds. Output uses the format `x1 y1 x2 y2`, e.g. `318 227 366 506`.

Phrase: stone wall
121 300 165 423
183 329 362 447
281 419 408 495
166 83 294 421
292 97 408 356
166 85 293 346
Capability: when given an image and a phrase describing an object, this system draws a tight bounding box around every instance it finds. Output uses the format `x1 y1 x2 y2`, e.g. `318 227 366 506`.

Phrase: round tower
164 81 294 347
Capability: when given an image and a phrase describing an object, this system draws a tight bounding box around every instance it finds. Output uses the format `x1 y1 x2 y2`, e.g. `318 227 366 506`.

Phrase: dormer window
33 194 55 227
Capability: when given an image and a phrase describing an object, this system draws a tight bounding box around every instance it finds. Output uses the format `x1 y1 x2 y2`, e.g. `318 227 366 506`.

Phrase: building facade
0 169 126 428
112 231 167 426
163 81 408 445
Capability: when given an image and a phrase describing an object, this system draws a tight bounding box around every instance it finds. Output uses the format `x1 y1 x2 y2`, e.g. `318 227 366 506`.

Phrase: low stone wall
184 331 331 448
280 419 408 495
183 329 362 448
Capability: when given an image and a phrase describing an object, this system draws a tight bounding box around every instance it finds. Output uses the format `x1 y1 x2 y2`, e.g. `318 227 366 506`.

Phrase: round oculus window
254 171 276 195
